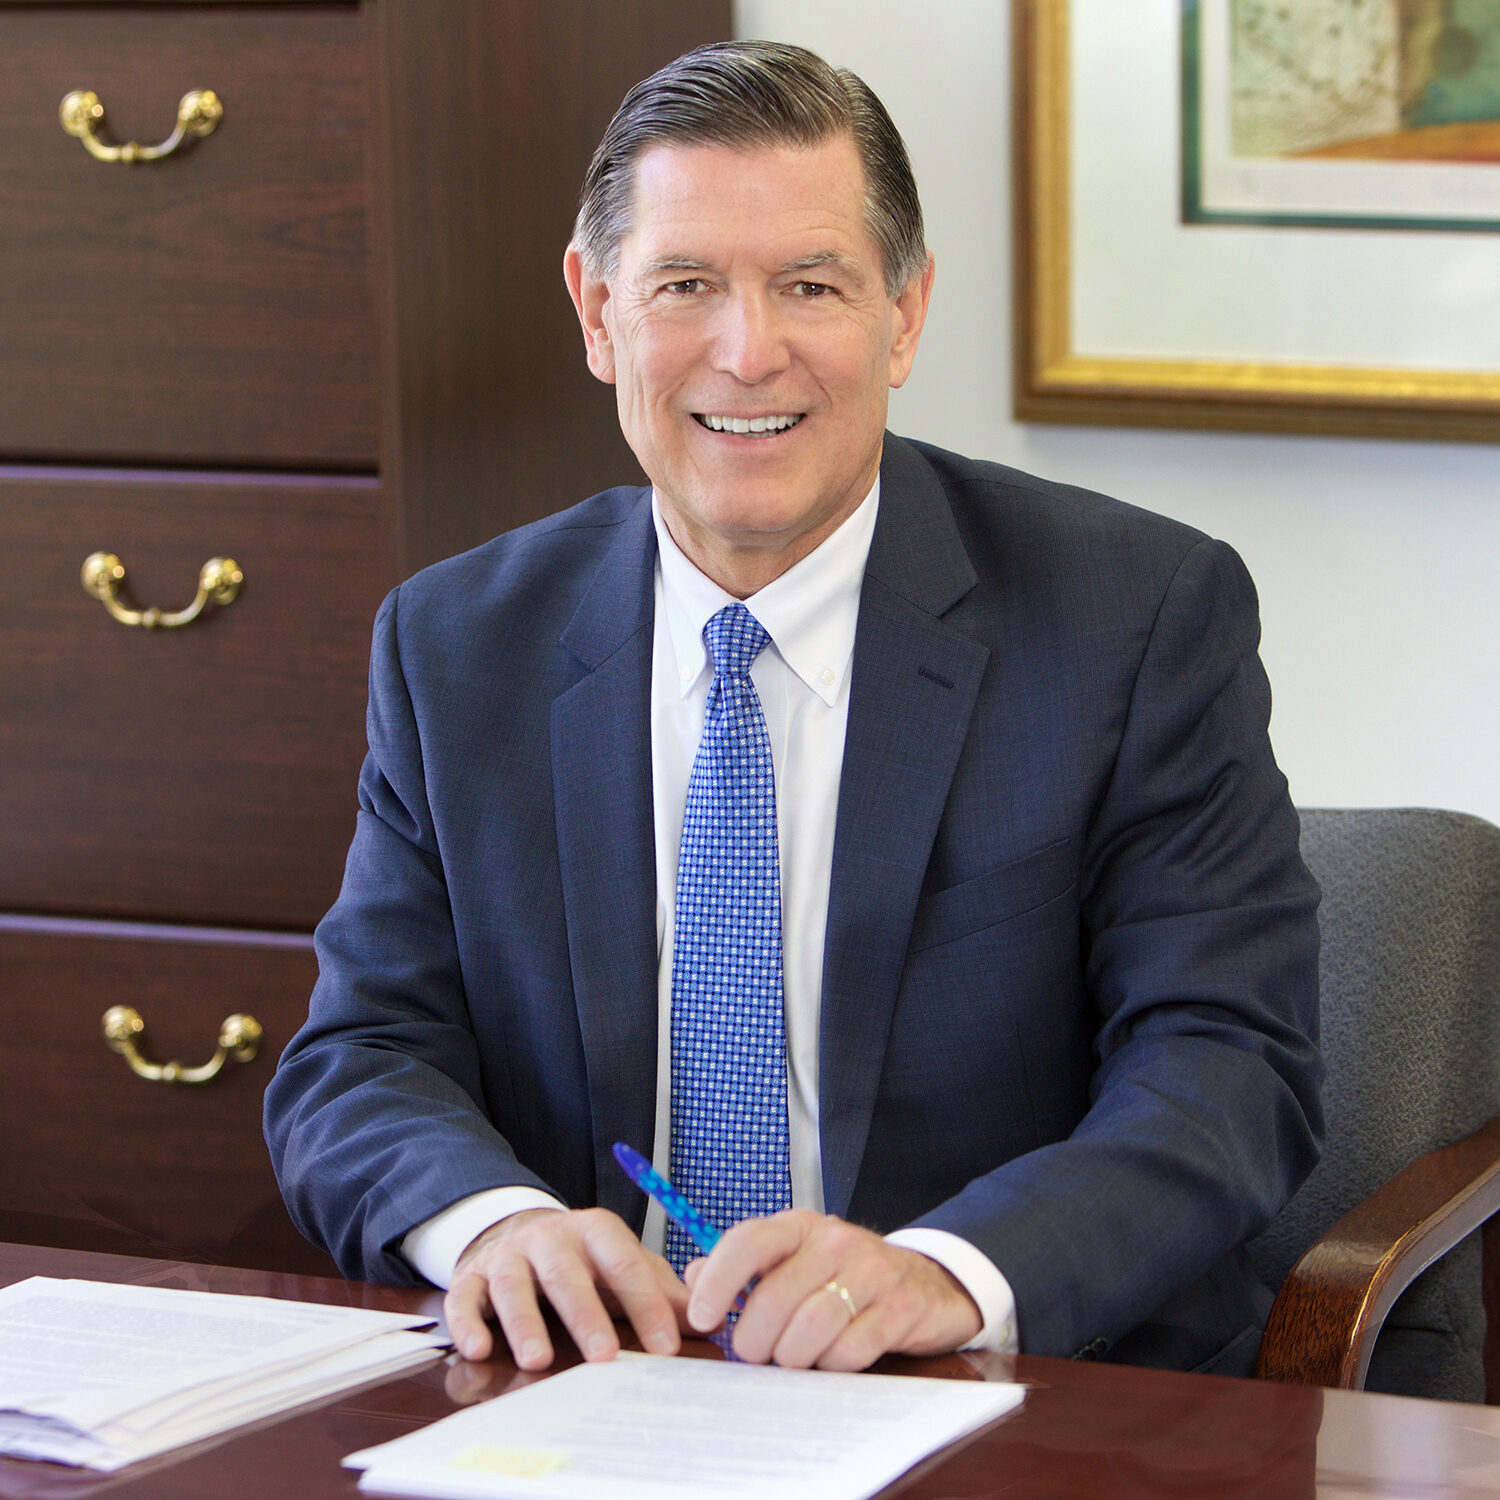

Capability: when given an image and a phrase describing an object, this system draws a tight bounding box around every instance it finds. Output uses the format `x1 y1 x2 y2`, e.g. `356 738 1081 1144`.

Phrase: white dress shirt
404 480 1017 1353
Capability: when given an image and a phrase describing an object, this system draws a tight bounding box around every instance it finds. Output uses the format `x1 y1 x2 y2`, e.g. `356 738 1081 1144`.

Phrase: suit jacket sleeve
264 586 561 1283
905 533 1323 1360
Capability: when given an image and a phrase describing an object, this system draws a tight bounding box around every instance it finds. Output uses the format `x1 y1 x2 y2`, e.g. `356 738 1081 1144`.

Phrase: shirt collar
652 480 879 708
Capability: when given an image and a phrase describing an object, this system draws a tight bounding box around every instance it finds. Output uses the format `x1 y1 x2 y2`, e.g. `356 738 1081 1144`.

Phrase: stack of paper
344 1350 1025 1500
0 1277 449 1471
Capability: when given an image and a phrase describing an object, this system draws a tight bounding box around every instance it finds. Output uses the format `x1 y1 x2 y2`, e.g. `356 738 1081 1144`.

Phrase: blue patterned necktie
667 602 791 1274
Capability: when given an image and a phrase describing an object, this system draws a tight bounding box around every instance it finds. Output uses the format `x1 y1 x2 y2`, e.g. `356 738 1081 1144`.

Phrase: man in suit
266 40 1321 1378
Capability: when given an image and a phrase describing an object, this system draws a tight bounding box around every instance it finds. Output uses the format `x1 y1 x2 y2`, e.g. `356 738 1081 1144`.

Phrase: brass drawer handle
102 1005 263 1085
81 551 243 629
59 88 223 164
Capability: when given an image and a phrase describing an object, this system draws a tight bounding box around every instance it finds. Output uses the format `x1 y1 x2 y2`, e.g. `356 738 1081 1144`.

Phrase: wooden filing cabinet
0 0 729 1274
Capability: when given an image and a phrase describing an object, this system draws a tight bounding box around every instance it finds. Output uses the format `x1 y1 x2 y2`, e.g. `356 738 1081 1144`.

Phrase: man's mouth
693 413 805 436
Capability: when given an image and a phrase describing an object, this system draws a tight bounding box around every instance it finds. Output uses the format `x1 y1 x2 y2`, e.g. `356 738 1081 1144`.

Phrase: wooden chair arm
1256 1114 1500 1390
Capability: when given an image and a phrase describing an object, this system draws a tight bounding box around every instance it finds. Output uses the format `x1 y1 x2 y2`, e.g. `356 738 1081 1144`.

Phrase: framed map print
1013 0 1500 440
1184 0 1500 230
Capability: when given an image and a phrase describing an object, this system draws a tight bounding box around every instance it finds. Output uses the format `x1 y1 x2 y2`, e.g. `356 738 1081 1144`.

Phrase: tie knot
703 603 770 680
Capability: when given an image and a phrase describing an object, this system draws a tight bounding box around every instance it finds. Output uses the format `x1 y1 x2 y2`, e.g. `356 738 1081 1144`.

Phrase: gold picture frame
1012 0 1500 443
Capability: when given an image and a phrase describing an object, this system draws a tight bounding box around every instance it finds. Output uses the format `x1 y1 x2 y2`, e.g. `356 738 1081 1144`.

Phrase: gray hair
573 40 927 297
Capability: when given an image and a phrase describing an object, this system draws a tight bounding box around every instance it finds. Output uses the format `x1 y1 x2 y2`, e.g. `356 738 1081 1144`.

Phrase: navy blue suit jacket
266 435 1322 1371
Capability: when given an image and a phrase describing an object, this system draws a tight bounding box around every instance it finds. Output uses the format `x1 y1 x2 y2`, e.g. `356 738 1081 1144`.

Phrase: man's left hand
682 1210 982 1370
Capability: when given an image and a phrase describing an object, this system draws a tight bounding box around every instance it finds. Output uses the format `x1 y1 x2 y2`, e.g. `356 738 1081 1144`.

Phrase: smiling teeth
698 413 803 434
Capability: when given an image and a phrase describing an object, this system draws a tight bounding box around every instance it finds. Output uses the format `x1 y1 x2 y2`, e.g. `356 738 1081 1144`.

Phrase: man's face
565 134 932 594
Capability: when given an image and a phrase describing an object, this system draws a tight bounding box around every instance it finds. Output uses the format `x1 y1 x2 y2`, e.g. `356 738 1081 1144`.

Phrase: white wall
736 0 1500 825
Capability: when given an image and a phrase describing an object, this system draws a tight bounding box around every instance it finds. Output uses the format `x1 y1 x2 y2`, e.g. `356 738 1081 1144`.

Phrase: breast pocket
909 837 1076 953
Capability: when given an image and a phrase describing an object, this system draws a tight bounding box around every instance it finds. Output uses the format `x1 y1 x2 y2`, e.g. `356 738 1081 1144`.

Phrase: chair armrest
1256 1114 1500 1390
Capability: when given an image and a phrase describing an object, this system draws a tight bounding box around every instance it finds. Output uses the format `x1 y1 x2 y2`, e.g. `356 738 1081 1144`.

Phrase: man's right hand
445 1207 690 1370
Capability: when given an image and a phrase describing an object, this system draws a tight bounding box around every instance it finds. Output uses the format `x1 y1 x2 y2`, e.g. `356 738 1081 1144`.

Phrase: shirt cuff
400 1187 567 1289
884 1227 1019 1354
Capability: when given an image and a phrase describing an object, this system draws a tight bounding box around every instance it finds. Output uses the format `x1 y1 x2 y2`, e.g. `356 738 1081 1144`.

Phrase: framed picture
1183 0 1500 233
1013 0 1500 441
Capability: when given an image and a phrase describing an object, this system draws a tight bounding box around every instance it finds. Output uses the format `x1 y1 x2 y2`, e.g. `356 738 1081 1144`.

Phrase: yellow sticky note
444 1445 569 1477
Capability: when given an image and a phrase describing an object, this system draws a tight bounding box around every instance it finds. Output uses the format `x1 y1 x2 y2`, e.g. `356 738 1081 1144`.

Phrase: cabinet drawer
0 918 335 1276
0 469 391 929
0 4 376 469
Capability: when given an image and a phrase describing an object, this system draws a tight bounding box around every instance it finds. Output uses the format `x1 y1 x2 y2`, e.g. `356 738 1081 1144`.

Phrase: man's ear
887 251 936 391
563 244 617 384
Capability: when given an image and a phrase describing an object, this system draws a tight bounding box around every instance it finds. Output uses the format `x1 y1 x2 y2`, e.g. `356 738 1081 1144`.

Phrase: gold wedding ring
823 1279 858 1321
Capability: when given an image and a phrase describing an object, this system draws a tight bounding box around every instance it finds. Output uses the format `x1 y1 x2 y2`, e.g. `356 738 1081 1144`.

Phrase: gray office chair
1250 807 1500 1403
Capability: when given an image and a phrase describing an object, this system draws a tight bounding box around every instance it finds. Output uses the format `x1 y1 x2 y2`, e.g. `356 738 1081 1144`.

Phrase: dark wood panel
0 468 390 928
0 920 336 1276
0 3 376 468
372 0 732 571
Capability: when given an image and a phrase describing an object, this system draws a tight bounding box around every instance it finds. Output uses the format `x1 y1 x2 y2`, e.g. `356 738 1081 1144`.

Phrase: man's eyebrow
638 256 710 275
782 251 865 279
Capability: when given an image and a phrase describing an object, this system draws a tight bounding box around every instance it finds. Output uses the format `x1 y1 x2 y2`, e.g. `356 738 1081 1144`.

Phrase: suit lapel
553 496 659 1230
819 438 990 1218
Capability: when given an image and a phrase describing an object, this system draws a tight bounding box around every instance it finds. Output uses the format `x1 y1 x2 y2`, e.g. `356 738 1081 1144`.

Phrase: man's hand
446 1208 690 1370
683 1210 982 1371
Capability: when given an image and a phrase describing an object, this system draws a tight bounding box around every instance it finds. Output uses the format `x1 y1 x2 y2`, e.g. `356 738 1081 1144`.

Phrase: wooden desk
3 1242 1500 1499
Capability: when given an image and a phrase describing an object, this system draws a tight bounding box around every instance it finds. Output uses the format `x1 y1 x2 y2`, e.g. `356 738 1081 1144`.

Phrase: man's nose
710 291 791 384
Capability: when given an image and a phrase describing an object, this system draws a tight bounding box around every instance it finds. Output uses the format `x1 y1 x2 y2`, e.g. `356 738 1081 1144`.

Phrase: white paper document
0 1277 448 1471
344 1351 1025 1500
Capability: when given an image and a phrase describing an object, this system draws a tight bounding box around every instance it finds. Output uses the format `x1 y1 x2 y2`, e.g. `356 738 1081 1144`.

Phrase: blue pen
612 1141 723 1254
613 1143 751 1351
